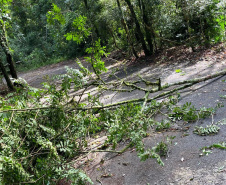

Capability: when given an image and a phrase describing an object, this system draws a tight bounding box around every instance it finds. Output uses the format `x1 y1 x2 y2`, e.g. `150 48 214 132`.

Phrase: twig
75 70 226 110
111 91 119 104
161 70 226 89
79 150 122 153
141 91 150 113
0 106 60 113
211 113 214 125
96 177 103 185
123 81 147 91
68 83 195 111
138 74 159 86
35 110 39 120
102 86 134 92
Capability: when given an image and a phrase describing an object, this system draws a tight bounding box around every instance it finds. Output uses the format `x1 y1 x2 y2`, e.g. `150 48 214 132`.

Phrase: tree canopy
1 0 225 72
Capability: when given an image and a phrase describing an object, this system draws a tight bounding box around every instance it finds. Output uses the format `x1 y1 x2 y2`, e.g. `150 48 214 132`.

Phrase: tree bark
124 0 151 56
0 58 14 91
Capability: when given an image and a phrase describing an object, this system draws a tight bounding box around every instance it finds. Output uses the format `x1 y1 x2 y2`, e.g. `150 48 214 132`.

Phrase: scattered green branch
193 125 220 136
141 91 150 113
202 142 226 154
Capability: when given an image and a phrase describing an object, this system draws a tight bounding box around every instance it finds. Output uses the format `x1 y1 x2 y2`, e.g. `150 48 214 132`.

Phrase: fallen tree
1 69 225 113
0 64 225 184
1 4 225 183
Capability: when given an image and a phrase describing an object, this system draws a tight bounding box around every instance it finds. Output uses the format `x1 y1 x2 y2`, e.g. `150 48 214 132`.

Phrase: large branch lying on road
101 70 226 93
70 69 226 111
0 69 225 113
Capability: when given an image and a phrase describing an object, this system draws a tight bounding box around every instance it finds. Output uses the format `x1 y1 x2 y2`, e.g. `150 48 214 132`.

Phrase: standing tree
124 0 151 56
138 0 154 54
116 0 138 58
0 0 18 80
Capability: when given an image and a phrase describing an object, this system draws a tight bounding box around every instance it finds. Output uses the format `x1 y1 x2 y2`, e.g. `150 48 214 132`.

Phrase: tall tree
116 0 138 58
124 0 151 56
139 0 154 54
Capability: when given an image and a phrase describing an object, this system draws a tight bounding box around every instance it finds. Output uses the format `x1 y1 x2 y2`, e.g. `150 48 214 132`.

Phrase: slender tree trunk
124 0 151 56
116 0 138 58
141 0 154 54
0 25 18 79
0 59 14 90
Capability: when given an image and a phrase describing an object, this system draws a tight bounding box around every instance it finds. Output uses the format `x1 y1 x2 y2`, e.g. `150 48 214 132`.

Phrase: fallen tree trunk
1 69 225 113
70 69 226 111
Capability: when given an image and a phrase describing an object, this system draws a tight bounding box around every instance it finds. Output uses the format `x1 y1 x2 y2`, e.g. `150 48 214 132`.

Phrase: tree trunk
124 0 151 56
116 0 138 58
0 26 18 79
141 0 154 54
0 59 14 91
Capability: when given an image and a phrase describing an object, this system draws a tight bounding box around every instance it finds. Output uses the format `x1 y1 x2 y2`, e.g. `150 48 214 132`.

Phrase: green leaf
175 69 181 73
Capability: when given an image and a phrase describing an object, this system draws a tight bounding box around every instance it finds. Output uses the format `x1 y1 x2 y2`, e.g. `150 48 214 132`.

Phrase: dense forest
0 0 226 184
1 0 225 82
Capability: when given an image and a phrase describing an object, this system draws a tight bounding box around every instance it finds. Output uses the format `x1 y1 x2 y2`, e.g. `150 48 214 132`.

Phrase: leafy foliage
4 0 225 72
169 102 198 121
193 125 220 136
64 16 90 44
0 82 94 184
216 118 226 125
47 4 108 76
84 39 109 75
1 66 222 183
47 3 65 25
201 142 226 156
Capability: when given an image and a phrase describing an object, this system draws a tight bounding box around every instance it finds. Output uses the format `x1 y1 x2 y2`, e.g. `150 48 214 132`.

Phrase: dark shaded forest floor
1 43 226 184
